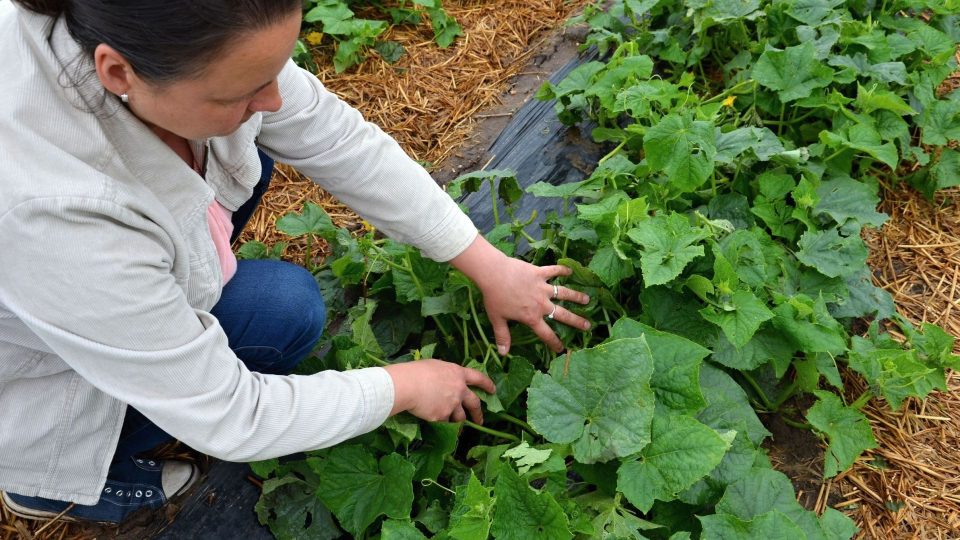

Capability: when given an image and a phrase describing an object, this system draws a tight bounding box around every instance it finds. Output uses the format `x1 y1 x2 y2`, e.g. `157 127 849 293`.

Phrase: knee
267 262 326 361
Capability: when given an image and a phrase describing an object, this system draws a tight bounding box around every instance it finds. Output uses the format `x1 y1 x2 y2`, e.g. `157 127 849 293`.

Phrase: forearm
448 233 510 291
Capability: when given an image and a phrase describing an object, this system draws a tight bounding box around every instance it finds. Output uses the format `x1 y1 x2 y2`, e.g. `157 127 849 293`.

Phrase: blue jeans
113 150 326 464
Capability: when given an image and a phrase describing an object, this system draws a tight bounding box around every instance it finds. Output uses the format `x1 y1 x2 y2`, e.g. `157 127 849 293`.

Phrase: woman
0 0 591 524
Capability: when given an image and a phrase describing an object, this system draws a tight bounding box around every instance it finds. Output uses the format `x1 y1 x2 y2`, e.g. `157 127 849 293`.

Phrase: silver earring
120 93 129 103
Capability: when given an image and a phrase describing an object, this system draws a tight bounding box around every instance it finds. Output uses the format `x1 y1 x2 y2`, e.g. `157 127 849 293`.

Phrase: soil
762 393 837 512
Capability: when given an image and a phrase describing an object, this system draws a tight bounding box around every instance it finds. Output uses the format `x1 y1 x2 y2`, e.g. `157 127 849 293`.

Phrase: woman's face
120 11 302 140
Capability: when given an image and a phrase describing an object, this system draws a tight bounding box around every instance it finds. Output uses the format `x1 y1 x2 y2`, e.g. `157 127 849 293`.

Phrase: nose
248 80 282 113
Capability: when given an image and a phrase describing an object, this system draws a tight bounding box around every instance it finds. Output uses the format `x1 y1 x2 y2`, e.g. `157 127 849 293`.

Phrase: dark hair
15 0 302 83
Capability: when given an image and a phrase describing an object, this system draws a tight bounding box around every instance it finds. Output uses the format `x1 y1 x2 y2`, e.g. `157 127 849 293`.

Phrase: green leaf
697 364 771 447
819 507 859 539
699 510 808 540
393 250 448 302
609 319 709 415
712 326 796 372
374 41 406 63
490 466 572 540
527 338 656 463
753 42 834 102
627 213 708 286
618 411 733 512
820 122 899 169
700 290 774 349
828 54 907 85
488 355 536 410
643 114 717 192
586 54 656 112
771 295 848 355
814 176 887 228
349 299 384 359
796 228 868 278
931 148 960 190
372 301 424 357
277 202 337 239
579 492 662 537
428 7 462 48
716 467 824 538
784 0 845 26
919 98 960 146
847 336 942 409
304 1 353 25
447 169 519 199
314 446 416 537
559 258 603 287
855 84 915 116
588 245 635 288
503 442 554 475
409 422 460 481
448 472 494 540
381 520 428 540
806 391 878 478
256 475 341 540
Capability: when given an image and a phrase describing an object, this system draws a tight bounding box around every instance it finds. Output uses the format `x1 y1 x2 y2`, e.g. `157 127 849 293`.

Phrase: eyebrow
218 80 273 102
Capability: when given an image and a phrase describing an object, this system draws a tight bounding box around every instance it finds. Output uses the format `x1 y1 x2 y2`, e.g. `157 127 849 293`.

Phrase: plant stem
467 287 493 349
777 102 786 136
463 421 520 442
491 411 535 435
851 389 874 410
490 179 500 226
598 140 627 167
771 379 800 410
781 415 813 430
304 234 314 272
740 371 776 411
365 352 389 367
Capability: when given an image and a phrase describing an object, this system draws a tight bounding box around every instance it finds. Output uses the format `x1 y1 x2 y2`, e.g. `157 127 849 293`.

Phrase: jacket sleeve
0 197 394 461
256 60 478 262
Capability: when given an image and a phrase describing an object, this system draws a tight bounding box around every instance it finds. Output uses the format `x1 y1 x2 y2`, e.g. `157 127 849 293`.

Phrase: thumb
491 316 511 356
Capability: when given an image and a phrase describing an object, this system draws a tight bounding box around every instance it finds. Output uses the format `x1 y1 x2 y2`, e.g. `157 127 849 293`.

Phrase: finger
530 320 564 353
463 391 484 424
550 304 591 331
464 367 497 395
450 406 467 423
555 285 591 305
490 316 512 357
539 265 573 280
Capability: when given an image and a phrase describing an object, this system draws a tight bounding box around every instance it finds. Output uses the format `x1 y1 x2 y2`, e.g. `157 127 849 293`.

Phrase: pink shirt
206 200 237 284
193 144 237 284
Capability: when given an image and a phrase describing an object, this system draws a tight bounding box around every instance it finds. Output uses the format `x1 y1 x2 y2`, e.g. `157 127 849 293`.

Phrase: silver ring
546 304 558 320
552 284 559 299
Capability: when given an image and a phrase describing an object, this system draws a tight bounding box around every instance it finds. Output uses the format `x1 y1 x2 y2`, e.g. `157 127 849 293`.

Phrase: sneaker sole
169 462 201 498
1 491 77 522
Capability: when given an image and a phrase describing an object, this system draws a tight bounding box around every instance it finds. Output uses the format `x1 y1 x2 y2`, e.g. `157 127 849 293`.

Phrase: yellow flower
721 95 737 108
305 31 324 46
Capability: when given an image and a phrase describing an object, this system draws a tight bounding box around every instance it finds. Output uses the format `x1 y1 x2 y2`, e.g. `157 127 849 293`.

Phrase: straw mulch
238 0 591 263
834 182 960 539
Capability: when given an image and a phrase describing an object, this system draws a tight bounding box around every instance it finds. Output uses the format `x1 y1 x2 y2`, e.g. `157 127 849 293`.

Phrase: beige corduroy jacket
0 2 478 504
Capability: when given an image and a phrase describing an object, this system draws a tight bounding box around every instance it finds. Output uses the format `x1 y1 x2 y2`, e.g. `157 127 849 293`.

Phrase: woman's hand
384 360 496 423
450 235 591 355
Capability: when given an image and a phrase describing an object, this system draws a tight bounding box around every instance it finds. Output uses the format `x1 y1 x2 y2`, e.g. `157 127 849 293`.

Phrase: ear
94 43 135 98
